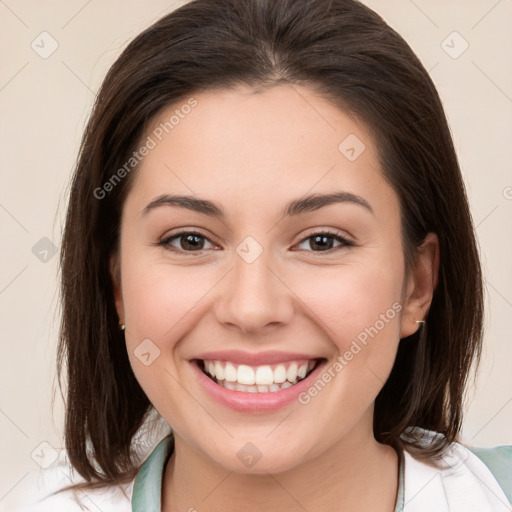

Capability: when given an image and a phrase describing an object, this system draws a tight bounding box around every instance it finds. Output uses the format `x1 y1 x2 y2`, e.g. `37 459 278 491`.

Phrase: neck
162 414 400 512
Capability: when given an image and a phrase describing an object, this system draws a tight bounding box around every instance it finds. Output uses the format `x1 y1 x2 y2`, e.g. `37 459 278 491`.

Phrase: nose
214 246 294 335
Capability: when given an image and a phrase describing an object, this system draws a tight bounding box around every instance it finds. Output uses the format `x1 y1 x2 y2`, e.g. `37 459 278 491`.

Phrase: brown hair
57 0 484 493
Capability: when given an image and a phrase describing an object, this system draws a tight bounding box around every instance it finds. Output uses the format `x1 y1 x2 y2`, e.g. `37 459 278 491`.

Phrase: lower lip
191 359 327 412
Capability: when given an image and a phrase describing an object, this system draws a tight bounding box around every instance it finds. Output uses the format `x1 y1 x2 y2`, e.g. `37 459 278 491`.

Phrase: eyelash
158 229 354 255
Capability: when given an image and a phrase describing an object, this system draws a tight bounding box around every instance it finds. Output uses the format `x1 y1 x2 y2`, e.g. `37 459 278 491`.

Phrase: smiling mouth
196 358 323 393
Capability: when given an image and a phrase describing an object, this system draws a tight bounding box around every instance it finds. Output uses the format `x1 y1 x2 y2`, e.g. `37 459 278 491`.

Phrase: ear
400 232 440 338
109 253 124 324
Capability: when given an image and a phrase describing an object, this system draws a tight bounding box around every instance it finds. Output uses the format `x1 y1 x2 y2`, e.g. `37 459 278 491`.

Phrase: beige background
1 0 511 508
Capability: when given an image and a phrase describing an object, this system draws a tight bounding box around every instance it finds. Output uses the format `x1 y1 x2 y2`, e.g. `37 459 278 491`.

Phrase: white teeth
237 365 255 385
214 361 224 381
297 363 308 379
201 358 319 391
255 365 274 385
286 363 298 382
224 362 237 382
223 381 294 393
273 364 287 383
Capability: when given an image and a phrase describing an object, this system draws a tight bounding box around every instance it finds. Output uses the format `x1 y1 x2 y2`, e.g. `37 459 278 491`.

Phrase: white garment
402 442 511 511
6 447 132 512
10 429 511 512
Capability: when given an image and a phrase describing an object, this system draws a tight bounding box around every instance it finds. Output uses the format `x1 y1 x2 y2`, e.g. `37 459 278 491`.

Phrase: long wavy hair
57 0 484 492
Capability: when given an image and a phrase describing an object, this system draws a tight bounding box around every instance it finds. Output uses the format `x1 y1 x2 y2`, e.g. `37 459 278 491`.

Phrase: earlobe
400 232 440 339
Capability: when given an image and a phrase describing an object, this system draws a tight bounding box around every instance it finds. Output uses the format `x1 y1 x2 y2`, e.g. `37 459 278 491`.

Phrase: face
111 84 436 474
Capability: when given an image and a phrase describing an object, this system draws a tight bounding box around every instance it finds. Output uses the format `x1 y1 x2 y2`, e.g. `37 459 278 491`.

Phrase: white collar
401 430 511 511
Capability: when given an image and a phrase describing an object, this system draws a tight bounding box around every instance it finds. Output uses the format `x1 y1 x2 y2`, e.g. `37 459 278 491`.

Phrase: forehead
125 84 399 224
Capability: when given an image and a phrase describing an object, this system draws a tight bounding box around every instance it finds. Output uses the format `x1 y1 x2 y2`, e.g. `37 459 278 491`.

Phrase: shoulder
400 427 512 512
10 446 133 512
465 443 512 503
12 420 172 512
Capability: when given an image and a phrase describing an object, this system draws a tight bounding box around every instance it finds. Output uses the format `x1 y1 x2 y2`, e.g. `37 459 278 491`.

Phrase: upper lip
191 350 322 366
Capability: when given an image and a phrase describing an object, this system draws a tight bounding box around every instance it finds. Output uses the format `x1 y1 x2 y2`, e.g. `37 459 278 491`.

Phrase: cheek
290 258 404 433
119 258 207 421
293 256 404 349
288 248 405 404
121 250 214 344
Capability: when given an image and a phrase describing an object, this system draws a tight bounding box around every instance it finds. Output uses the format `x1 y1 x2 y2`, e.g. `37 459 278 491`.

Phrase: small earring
119 323 126 331
416 320 426 330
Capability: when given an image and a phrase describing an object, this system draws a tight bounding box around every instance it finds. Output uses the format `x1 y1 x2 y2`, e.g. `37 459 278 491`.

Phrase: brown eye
295 231 353 253
160 231 217 253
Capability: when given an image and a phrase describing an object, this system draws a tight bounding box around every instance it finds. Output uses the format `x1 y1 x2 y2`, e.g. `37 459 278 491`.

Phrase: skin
111 84 439 511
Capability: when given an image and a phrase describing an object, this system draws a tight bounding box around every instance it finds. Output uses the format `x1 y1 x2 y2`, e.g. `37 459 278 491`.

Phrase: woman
17 0 511 510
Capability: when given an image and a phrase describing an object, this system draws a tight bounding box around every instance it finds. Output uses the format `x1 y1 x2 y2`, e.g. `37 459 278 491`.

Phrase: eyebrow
140 191 374 219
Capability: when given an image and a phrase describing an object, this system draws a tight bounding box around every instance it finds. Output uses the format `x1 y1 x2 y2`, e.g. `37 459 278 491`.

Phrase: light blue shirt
131 430 512 512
